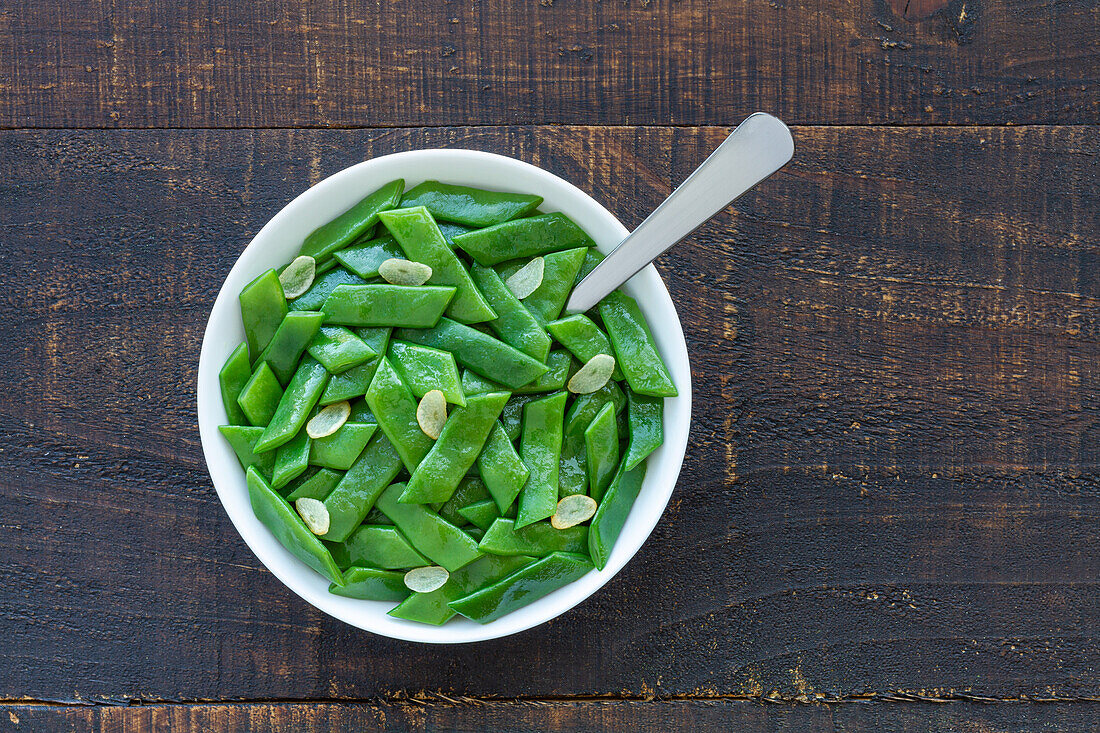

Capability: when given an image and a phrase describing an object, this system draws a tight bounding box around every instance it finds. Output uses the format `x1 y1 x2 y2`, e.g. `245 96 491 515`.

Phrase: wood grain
0 126 1096 704
3 700 1100 733
0 0 1096 128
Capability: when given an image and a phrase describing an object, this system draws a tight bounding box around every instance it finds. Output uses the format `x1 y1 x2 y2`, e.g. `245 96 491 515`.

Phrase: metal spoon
564 112 795 314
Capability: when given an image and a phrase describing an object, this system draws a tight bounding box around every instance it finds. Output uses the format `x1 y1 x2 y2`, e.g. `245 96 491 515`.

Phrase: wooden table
1 1 1097 730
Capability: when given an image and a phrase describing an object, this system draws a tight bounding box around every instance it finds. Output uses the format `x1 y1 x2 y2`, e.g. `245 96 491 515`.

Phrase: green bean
255 311 325 384
461 369 504 397
449 551 593 623
321 284 456 328
558 432 588 498
598 291 678 397
547 313 623 379
239 269 288 359
309 421 377 470
513 349 574 394
307 326 375 373
336 525 428 570
320 431 404 542
500 394 539 441
623 390 663 470
379 207 497 324
318 327 391 404
365 357 435 473
289 267 366 312
299 179 404 264
434 476 492 526
584 402 619 501
399 181 542 227
477 518 588 557
388 340 465 405
286 468 342 501
375 483 483 572
400 391 510 504
588 463 647 570
332 234 404 278
436 222 474 244
218 425 275 482
452 213 589 266
246 466 343 585
219 343 252 425
347 397 376 423
515 390 566 529
254 358 330 453
469 263 553 362
395 318 548 389
576 247 604 281
564 382 626 437
512 246 588 325
272 429 311 490
328 566 409 601
477 421 529 512
236 362 284 426
458 499 501 531
388 554 533 626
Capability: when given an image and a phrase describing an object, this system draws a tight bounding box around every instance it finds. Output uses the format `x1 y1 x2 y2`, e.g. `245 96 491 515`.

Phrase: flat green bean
286 468 342 501
477 421 529 512
254 358 330 453
328 566 409 601
272 429 311 490
584 401 619 501
515 390 566 529
375 483 483 572
547 313 623 379
239 269 287 359
457 499 501 531
322 284 456 328
388 554 533 625
598 291 678 397
513 349 574 394
469 263 553 362
506 246 587 325
588 462 647 569
333 234 404 278
478 518 588 556
299 179 404 263
336 525 428 570
395 318 548 389
319 327 391 404
307 325 375 373
309 421 377 470
434 476 492 526
452 213 589 266
219 343 252 425
218 424 275 482
388 340 465 405
623 390 663 470
289 267 366 312
255 310 325 384
449 551 593 623
320 431 404 542
365 357 434 473
236 362 284 426
399 181 542 227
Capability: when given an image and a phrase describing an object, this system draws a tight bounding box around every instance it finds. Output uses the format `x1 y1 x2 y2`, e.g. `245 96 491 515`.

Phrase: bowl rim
197 148 692 643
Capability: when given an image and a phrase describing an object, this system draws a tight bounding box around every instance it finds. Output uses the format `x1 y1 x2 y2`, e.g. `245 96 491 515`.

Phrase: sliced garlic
295 497 330 535
404 566 450 593
551 494 598 529
567 354 616 394
280 255 316 299
306 400 351 439
416 390 448 439
505 257 545 300
379 258 433 286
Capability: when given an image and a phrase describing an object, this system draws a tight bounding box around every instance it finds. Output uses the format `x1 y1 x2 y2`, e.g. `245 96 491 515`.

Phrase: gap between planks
0 123 1098 132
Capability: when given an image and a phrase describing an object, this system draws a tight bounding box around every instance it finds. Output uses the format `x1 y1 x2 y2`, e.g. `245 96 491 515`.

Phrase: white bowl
197 149 692 643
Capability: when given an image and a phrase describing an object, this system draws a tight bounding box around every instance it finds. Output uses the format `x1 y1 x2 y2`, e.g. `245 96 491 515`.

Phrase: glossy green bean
318 327 391 404
576 247 604 281
321 284 456 328
399 181 542 228
332 234 404 278
477 518 588 556
320 431 404 542
588 463 647 570
477 421 529 512
564 381 627 437
395 318 548 389
272 429 311 490
457 499 501 531
623 390 663 470
307 325 375 373
239 269 287 359
400 391 510 504
461 369 504 396
255 311 325 384
598 291 678 397
388 554 533 625
449 551 593 623
515 390 566 529
379 207 497 324
254 358 330 453
388 340 465 405
436 222 474 244
236 362 284 426
558 432 588 497
506 246 587 325
500 394 539 441
218 424 275 482
335 525 428 570
513 349 574 394
347 397 376 423
546 313 622 379
469 262 553 363
289 267 366 312
375 483 483 572
584 401 619 501
328 566 409 601
246 466 343 585
219 343 252 425
299 179 404 263
309 421 377 470
434 476 492 526
452 213 589 266
365 357 435 473
286 468 342 501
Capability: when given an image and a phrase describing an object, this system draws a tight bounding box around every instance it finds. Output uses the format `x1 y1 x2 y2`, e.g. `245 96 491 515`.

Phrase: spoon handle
564 112 794 314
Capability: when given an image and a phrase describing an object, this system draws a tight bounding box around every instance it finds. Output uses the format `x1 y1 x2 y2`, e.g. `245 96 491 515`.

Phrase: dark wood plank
0 0 1096 128
3 700 1100 733
0 126 1097 703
